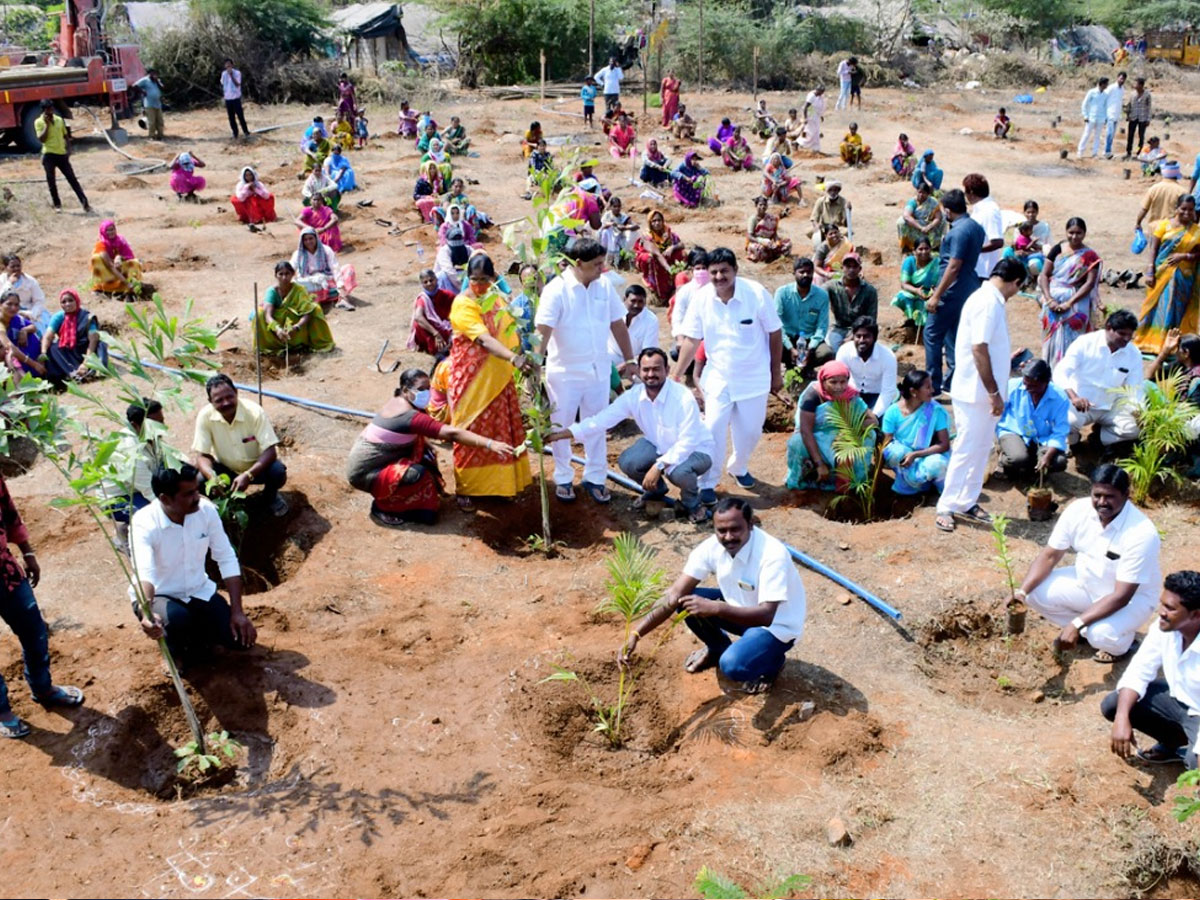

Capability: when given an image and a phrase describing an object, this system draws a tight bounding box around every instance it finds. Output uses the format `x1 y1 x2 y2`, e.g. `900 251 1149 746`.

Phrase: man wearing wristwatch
0 473 85 740
535 237 635 505
1017 464 1161 663
934 258 1023 533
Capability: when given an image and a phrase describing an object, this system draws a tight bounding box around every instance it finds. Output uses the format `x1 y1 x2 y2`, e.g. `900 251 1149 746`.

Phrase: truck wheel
19 105 42 153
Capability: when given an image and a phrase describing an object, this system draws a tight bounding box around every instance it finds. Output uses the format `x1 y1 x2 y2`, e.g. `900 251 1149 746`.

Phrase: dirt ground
3 72 1200 898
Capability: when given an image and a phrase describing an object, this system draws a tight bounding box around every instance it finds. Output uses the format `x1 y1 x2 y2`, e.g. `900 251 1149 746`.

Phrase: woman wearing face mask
346 367 516 527
447 253 534 509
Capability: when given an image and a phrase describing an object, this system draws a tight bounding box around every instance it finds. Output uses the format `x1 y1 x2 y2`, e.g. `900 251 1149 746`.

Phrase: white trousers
1026 567 1153 655
700 390 769 490
1077 120 1103 157
547 373 610 486
1067 404 1140 445
936 399 997 515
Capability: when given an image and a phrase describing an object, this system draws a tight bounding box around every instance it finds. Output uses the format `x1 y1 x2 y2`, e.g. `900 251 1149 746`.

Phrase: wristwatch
1071 616 1086 631
655 460 667 472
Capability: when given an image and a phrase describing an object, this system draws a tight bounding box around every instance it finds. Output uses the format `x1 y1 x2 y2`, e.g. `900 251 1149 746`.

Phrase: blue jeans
110 490 150 524
213 459 287 503
1102 679 1200 768
618 438 712 511
1104 119 1118 155
0 579 53 714
685 588 794 683
923 296 964 395
153 591 236 667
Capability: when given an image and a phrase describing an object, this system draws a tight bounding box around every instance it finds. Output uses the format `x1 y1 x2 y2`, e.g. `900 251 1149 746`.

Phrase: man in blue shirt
773 257 832 372
133 69 165 140
923 189 984 396
996 358 1070 478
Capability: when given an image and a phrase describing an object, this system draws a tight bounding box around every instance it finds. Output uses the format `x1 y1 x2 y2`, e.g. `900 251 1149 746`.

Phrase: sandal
369 507 409 529
33 685 84 708
581 481 611 504
1136 743 1186 765
334 299 356 311
554 484 576 503
687 506 713 525
935 514 955 532
456 495 475 512
0 714 31 739
959 504 992 524
684 647 718 674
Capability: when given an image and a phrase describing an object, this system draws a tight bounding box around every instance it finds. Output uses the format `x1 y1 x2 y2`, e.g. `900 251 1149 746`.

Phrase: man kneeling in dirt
1104 571 1200 766
130 465 257 674
1013 464 1161 664
619 497 806 693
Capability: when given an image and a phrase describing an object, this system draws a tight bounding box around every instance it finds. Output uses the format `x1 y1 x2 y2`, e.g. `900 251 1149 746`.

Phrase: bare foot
684 647 718 674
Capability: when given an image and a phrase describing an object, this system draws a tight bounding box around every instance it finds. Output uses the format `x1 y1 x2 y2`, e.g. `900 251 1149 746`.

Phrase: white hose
78 105 168 174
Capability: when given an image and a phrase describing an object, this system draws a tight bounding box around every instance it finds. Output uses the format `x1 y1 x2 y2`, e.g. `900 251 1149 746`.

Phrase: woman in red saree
660 72 681 128
634 210 687 304
346 367 516 527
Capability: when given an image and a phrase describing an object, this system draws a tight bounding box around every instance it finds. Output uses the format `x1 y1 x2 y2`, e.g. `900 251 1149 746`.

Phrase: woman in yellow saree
1136 194 1200 355
90 219 145 296
447 253 533 508
253 260 335 355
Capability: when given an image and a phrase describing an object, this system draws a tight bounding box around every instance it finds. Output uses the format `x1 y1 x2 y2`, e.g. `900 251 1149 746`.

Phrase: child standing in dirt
581 77 597 128
354 111 369 149
994 107 1012 139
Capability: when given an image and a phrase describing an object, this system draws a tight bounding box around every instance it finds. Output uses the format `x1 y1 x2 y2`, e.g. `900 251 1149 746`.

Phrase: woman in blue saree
880 369 951 495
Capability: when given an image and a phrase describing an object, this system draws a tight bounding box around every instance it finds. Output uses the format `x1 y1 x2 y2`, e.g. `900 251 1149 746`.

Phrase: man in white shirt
671 247 786 501
835 57 855 110
1104 71 1127 159
835 317 898 417
963 173 1004 280
132 465 257 673
220 58 250 138
619 497 805 692
608 284 659 369
1053 309 1143 450
535 237 635 504
594 57 624 114
1104 570 1200 767
670 247 710 354
935 258 1024 532
548 348 713 522
1017 464 1161 661
1078 76 1109 159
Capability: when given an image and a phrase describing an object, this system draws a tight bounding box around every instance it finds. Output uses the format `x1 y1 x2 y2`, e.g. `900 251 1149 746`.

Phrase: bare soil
2 74 1200 897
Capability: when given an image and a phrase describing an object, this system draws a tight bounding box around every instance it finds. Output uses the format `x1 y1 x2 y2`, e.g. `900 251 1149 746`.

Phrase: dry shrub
977 53 1058 88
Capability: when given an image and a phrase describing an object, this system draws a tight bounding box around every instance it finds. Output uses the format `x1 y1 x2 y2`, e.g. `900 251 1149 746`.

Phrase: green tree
435 0 623 85
195 0 330 56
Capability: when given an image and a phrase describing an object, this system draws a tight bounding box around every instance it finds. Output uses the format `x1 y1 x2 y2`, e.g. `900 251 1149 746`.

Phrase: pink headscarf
815 360 859 402
98 220 134 261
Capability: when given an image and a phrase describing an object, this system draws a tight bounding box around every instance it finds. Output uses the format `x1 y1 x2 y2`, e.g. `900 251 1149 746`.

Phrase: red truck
0 0 145 151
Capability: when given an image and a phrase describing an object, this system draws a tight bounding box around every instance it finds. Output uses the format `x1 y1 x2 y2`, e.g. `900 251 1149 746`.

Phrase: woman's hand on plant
618 631 639 667
275 326 289 341
141 613 166 640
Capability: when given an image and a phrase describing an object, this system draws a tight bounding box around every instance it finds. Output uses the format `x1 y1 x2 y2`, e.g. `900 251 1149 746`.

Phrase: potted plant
1026 468 1055 521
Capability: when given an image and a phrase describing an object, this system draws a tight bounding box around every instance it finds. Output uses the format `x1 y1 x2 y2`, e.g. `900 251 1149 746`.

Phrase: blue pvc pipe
110 352 374 419
578 455 901 621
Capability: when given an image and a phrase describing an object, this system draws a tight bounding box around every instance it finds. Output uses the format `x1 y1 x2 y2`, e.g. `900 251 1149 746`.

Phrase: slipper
581 481 611 504
935 514 956 532
684 647 718 673
369 507 409 529
687 506 713 524
456 495 475 512
33 685 84 708
334 299 355 311
0 714 30 739
959 504 992 524
731 675 777 695
374 217 394 228
554 484 576 503
1136 743 1186 765
1093 650 1117 664
356 199 375 208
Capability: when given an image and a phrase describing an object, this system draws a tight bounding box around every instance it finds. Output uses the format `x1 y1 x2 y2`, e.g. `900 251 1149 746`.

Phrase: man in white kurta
671 247 785 502
1078 76 1109 158
934 258 1023 530
1017 465 1161 658
535 237 634 503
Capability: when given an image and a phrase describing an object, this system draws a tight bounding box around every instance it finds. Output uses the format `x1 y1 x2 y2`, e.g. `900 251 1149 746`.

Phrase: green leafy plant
0 297 219 753
542 533 682 747
782 365 805 398
827 400 882 521
694 866 811 900
175 729 242 779
203 473 249 552
1174 768 1200 822
501 148 592 554
996 674 1013 689
1120 371 1200 504
992 513 1018 600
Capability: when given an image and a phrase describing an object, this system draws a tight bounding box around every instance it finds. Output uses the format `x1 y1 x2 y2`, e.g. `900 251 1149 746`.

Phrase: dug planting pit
224 490 328 594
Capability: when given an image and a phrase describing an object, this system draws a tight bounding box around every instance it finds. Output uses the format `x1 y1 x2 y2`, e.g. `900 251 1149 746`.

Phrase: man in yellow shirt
1136 160 1188 233
33 100 90 213
192 374 288 516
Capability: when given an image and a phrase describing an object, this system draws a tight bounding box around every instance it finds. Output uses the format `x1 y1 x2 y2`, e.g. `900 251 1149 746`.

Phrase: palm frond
694 867 750 900
597 532 664 621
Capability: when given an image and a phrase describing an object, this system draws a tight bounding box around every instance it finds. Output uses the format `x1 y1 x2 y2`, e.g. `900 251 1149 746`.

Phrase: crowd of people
3 60 1200 772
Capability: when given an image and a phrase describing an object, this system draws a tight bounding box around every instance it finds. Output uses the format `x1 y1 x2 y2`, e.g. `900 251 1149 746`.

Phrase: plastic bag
1131 227 1147 255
